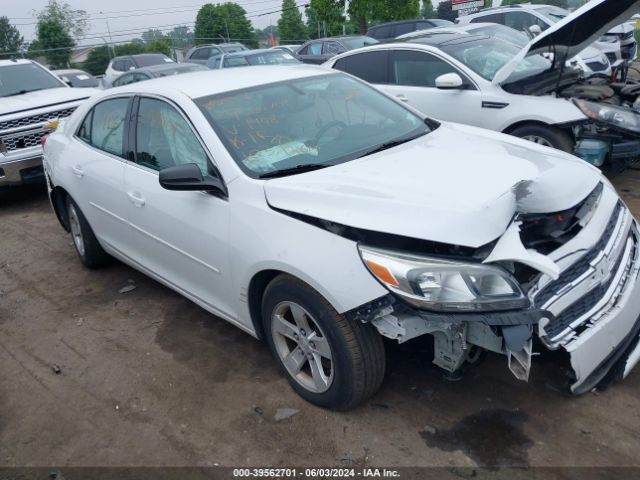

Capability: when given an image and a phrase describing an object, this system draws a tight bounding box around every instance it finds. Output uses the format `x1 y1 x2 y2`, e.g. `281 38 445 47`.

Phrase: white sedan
43 65 640 409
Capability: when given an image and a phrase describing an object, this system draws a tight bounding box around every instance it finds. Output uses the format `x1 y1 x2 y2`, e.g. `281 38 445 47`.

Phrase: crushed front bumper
533 184 640 393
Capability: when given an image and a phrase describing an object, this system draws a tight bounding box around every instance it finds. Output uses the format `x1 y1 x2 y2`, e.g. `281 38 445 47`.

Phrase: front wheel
510 124 574 153
262 274 385 410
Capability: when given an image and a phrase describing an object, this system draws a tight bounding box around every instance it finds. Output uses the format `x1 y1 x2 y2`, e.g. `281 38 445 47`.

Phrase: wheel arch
50 184 71 232
502 119 575 143
247 269 282 340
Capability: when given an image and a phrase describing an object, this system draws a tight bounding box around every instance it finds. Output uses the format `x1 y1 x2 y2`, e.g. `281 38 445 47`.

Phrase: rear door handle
395 94 409 103
127 191 145 207
71 165 84 178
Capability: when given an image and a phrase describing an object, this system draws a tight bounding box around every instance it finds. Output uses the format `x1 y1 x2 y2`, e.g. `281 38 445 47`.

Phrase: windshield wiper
357 130 427 159
4 88 47 97
259 163 331 179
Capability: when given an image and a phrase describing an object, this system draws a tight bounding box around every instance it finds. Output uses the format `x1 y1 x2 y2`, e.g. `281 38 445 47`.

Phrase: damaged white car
43 64 640 410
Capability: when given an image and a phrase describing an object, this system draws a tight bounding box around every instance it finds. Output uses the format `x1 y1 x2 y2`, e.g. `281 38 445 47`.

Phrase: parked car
208 49 301 69
0 59 97 188
104 54 175 85
367 18 454 42
396 23 612 78
271 45 302 55
184 43 248 66
44 65 640 409
327 0 640 168
296 36 378 64
110 63 208 88
456 3 637 67
53 69 100 88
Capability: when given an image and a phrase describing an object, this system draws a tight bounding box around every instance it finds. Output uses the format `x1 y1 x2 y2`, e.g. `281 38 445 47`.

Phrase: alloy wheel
68 203 85 257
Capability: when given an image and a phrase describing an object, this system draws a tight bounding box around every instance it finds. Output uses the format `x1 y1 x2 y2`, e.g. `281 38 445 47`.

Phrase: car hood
263 123 600 249
0 87 96 117
494 0 640 86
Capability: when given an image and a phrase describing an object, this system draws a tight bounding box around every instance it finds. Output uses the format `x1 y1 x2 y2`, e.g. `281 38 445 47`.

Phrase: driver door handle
127 191 145 207
395 94 409 103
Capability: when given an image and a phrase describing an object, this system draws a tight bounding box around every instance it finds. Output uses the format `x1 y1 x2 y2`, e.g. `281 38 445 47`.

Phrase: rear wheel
510 124 574 153
66 197 111 269
262 274 385 410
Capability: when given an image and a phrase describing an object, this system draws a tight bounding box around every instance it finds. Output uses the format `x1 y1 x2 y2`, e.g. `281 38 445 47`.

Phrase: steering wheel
312 121 347 147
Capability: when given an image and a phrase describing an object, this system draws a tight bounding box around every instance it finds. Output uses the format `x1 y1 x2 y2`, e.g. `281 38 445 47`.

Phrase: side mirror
435 73 465 90
159 163 227 197
529 25 542 37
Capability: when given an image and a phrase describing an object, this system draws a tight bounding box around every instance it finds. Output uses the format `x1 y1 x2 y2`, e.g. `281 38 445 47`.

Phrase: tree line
0 0 586 74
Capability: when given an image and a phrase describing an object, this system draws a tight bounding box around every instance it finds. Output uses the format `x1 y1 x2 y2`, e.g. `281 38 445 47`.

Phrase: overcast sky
4 0 292 44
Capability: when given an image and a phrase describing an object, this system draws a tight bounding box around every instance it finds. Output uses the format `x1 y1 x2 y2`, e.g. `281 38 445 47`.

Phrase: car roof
136 63 204 74
225 49 282 58
369 19 431 29
405 32 484 46
108 64 338 99
53 69 91 75
0 59 35 67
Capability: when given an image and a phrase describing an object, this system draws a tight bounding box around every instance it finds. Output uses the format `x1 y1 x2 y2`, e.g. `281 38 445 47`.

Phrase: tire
65 196 111 269
510 124 574 153
262 274 385 410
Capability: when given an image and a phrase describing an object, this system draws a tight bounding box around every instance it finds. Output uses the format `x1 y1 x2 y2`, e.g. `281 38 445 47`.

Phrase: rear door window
394 22 415 37
333 51 390 84
89 98 130 157
470 12 505 24
390 50 465 88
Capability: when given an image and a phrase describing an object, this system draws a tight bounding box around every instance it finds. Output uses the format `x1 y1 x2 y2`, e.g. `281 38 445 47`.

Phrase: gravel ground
1 169 639 469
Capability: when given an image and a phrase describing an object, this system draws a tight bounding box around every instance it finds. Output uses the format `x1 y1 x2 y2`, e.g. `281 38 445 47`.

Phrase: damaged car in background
44 65 640 410
327 0 640 170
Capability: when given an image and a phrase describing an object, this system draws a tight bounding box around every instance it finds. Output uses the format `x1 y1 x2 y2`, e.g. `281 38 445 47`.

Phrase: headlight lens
358 245 530 312
598 35 617 43
574 99 640 134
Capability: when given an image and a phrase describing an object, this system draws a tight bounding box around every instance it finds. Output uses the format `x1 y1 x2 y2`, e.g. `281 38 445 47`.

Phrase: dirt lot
1 170 640 470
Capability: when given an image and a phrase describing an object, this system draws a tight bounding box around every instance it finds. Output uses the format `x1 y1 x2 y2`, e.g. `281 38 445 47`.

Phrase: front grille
2 131 49 151
544 232 635 339
535 203 623 308
0 107 76 153
0 107 76 132
586 61 609 72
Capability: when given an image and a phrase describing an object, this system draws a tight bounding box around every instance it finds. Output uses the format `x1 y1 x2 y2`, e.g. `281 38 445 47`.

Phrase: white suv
0 59 96 188
457 3 637 67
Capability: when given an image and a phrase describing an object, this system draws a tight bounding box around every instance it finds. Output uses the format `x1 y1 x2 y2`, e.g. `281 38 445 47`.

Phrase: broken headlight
358 245 529 312
574 99 640 134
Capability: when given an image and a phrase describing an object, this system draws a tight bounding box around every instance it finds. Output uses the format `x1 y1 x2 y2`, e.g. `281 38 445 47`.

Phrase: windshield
535 6 569 24
195 74 430 178
469 25 529 48
246 51 299 65
0 63 66 97
429 19 453 26
442 37 551 81
342 36 379 49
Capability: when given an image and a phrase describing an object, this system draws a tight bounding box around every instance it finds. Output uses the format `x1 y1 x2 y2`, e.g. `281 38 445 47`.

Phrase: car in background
397 23 612 78
43 64 640 409
208 49 301 69
296 36 378 64
271 44 302 55
184 43 248 66
327 0 640 168
53 69 100 88
0 59 97 188
456 3 637 67
104 54 175 85
110 63 208 88
367 18 454 42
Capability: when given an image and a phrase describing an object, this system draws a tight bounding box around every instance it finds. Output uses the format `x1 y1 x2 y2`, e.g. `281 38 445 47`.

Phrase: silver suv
185 43 248 67
0 60 96 188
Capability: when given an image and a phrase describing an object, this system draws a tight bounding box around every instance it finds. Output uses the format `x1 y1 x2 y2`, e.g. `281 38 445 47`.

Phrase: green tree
34 0 88 38
194 3 258 47
437 1 457 22
146 39 172 57
82 46 110 75
348 0 420 34
0 16 24 59
278 0 308 42
422 0 435 19
115 42 146 55
306 0 345 39
36 17 74 68
167 26 193 48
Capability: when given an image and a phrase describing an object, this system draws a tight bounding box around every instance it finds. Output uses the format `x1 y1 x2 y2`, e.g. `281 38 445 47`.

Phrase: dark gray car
110 63 208 88
296 36 378 64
